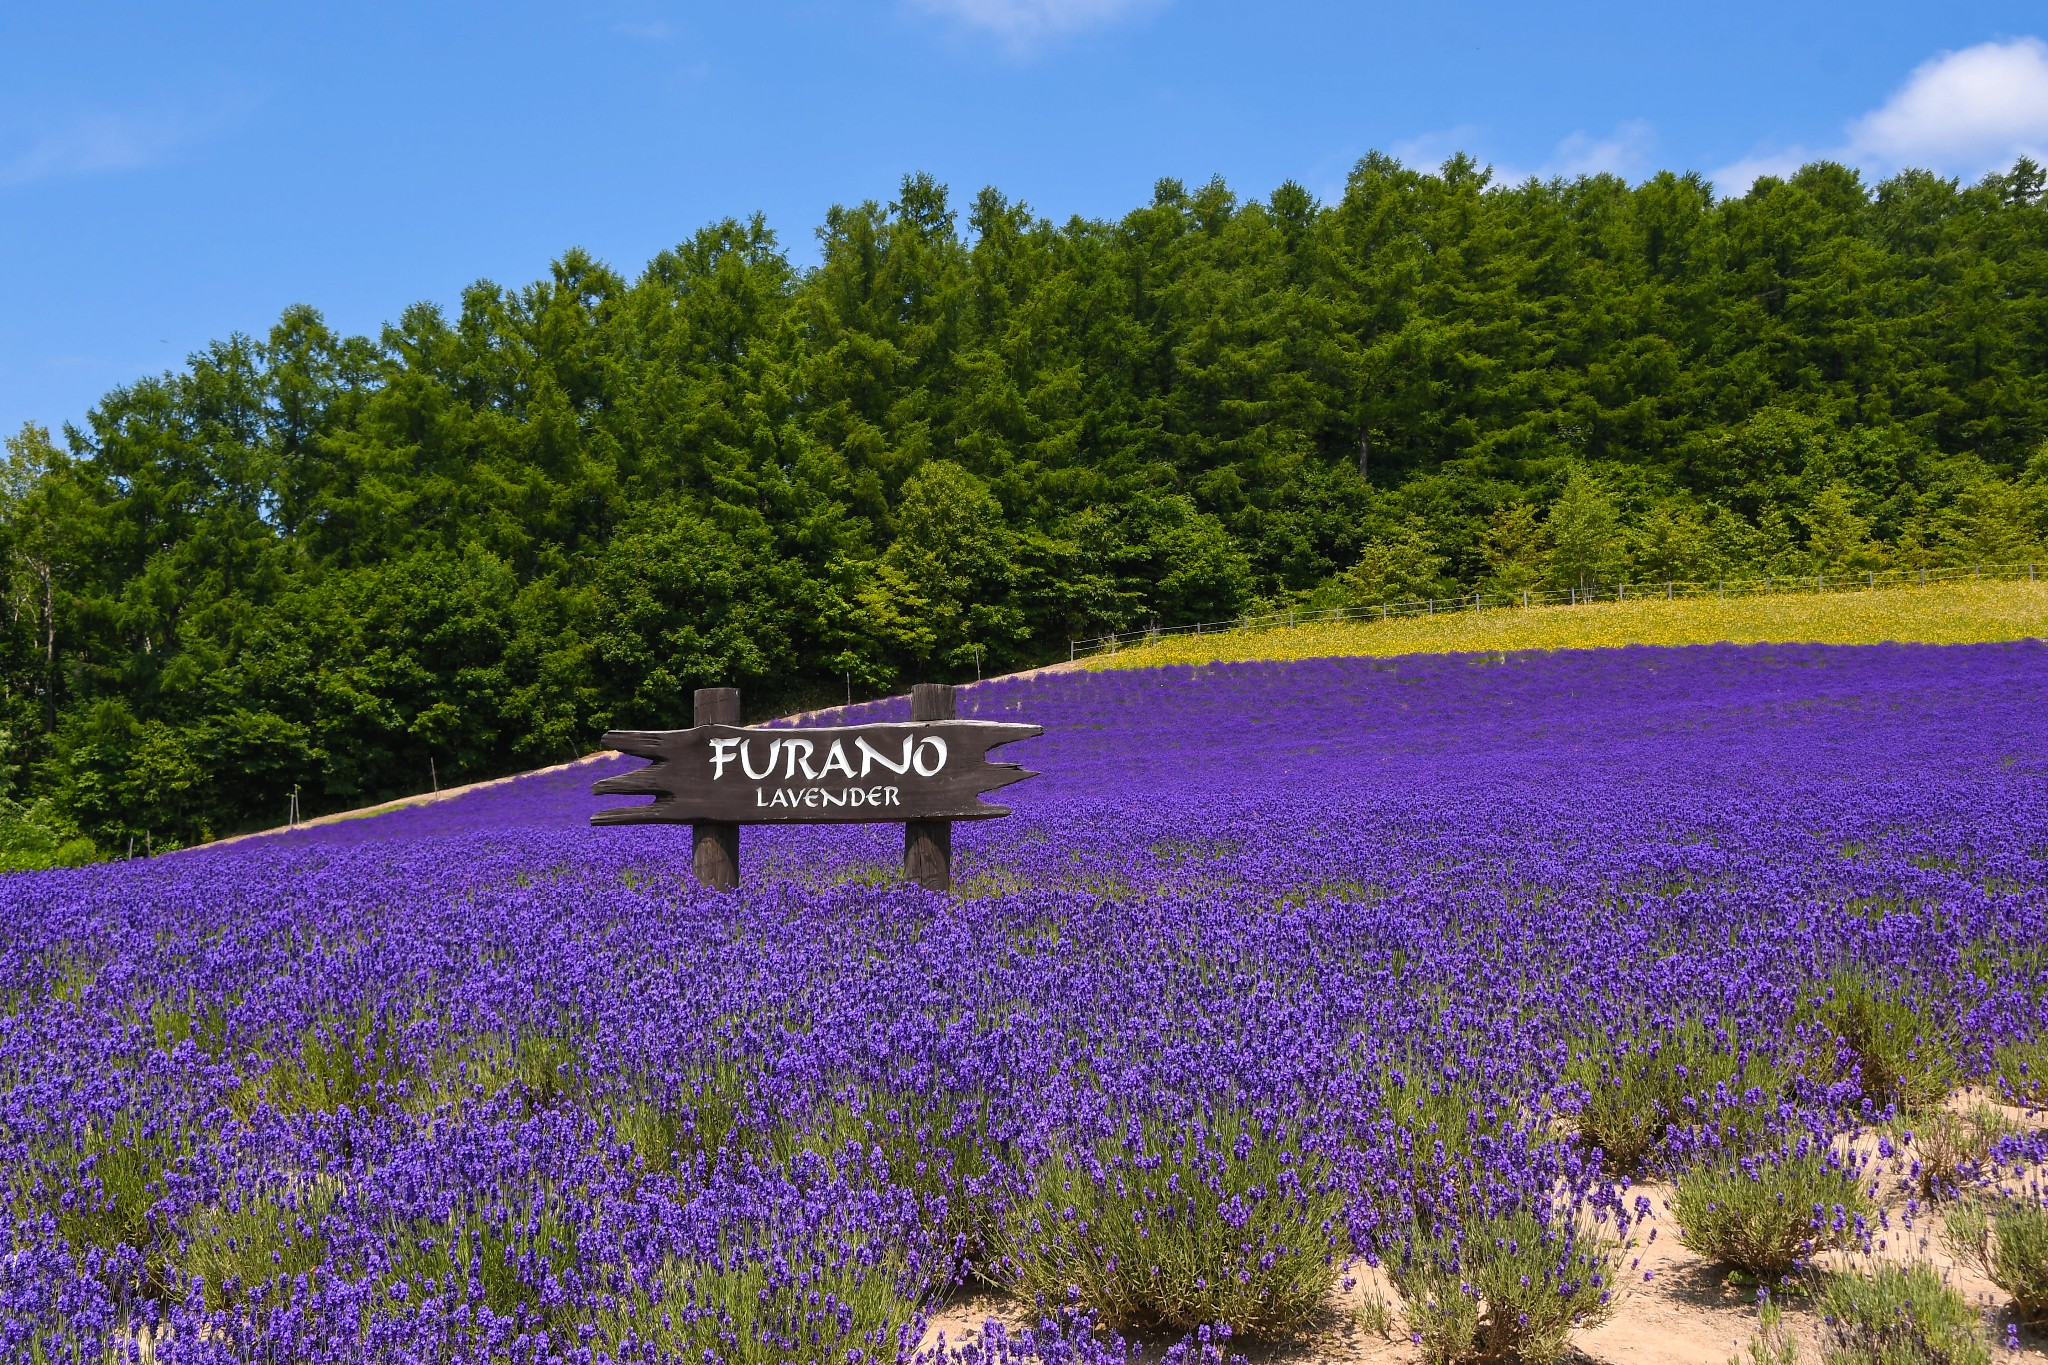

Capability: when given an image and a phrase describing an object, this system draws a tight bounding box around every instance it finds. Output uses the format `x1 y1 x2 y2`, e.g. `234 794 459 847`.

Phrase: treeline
3 153 2047 856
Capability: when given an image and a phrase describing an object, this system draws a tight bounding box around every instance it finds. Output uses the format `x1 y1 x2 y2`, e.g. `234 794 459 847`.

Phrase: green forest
4 153 2047 859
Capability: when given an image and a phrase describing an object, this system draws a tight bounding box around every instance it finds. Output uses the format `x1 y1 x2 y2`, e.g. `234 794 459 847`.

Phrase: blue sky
5 1 2047 441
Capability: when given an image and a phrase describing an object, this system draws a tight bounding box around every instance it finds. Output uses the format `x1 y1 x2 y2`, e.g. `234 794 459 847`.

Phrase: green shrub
1810 971 1960 1114
594 1241 928 1365
615 1056 759 1173
1673 1148 1871 1280
1816 1262 1988 1365
1566 1018 1784 1174
441 1025 582 1110
1944 1196 2048 1326
10 1116 189 1264
1373 1061 1506 1227
231 1007 417 1118
0 796 98 872
182 1177 339 1309
810 1088 1002 1273
378 1191 584 1337
1894 1104 2015 1201
146 991 235 1056
1727 1299 1800 1365
996 1103 1345 1339
1389 1208 1621 1364
1991 1037 2048 1107
39 944 103 1005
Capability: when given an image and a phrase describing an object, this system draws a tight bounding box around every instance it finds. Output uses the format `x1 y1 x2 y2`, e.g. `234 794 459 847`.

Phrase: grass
183 1177 339 1309
1672 1148 1872 1282
592 1240 929 1365
1389 1208 1623 1364
1084 580 2048 669
1992 1036 2048 1107
995 1103 1345 1339
229 1007 418 1120
1944 1195 2048 1327
1566 1018 1786 1176
1728 1299 1801 1365
1806 970 1962 1116
1893 1104 2017 1202
1817 1262 1989 1365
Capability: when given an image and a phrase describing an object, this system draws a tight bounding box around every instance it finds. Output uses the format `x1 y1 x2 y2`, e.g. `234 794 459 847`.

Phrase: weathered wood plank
590 717 1040 826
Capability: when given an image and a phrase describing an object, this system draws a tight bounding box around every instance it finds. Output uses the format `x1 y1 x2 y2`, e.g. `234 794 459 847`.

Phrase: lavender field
6 643 2048 1364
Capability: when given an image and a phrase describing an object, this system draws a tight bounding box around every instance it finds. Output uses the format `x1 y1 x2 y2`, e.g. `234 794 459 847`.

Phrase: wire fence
1067 560 2045 661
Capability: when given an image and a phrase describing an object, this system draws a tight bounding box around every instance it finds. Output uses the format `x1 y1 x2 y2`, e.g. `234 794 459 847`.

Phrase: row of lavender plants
4 643 2047 1364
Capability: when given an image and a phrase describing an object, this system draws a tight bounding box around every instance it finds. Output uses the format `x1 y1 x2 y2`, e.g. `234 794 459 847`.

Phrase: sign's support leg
691 687 741 890
904 683 954 891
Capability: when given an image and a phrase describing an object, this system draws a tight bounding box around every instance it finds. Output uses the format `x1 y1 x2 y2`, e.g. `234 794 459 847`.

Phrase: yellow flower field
1085 579 2048 669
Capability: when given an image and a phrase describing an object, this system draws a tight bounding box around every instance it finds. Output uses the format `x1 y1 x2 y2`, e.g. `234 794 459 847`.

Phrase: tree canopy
4 154 2047 854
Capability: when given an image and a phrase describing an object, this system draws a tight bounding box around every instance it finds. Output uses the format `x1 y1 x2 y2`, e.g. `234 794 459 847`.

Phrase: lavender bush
1945 1153 2048 1328
1670 1144 1873 1280
3 641 2047 1363
1817 1262 1990 1365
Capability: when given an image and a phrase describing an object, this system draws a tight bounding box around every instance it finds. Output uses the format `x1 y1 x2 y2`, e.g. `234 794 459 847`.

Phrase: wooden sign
590 685 1039 892
591 722 1040 823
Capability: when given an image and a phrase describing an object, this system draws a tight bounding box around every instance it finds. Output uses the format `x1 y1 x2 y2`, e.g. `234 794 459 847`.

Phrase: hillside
1087 577 2048 668
7 643 2047 1362
2 157 2046 853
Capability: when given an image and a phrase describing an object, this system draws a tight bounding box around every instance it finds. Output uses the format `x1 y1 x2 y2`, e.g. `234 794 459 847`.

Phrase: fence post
903 684 954 892
691 687 742 891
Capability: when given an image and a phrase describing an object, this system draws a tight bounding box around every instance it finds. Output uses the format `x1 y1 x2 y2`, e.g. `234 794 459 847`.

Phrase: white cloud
908 0 1163 46
0 110 199 188
1388 125 1485 172
1849 37 2048 166
1543 120 1656 179
1702 148 1811 190
1389 121 1655 186
1712 36 2048 193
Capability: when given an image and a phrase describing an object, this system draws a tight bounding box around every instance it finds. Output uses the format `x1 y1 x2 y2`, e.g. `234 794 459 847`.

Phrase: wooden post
692 687 741 890
904 683 954 891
